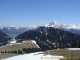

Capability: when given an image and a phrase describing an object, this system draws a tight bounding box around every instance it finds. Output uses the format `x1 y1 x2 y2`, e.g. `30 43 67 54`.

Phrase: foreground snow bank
66 48 80 50
2 52 64 60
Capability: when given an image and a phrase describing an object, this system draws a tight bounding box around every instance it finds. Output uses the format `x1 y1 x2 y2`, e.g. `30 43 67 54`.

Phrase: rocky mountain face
0 30 12 46
16 26 80 51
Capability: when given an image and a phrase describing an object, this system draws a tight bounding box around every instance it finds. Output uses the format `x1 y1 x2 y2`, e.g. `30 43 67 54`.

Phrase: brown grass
0 41 38 59
0 43 80 60
0 42 38 51
45 49 80 60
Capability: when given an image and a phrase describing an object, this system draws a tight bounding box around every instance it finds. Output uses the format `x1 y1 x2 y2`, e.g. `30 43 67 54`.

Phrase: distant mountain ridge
0 26 38 38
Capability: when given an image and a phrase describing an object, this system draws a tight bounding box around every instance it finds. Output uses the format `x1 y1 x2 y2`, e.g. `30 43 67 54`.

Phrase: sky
0 0 80 26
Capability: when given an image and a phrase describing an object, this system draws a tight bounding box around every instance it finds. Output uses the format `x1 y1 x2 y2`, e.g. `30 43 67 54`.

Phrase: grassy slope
45 49 80 60
0 41 38 59
0 42 38 51
0 42 80 60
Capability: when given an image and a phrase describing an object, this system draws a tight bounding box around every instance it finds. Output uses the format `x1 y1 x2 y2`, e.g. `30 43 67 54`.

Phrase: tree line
0 48 41 54
0 50 23 54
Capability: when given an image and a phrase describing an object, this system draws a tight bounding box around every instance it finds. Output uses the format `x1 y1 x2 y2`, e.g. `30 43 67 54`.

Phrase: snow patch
2 52 64 60
9 40 16 44
31 40 40 48
66 48 80 50
31 40 36 44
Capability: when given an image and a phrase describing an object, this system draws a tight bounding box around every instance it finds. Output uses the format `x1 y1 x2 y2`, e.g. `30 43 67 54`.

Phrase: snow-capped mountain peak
44 21 80 35
49 21 60 26
45 21 66 29
45 21 80 30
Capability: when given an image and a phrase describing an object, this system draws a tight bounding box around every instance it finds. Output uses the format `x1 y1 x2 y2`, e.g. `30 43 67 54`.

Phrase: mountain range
0 26 38 38
0 21 80 50
0 21 80 38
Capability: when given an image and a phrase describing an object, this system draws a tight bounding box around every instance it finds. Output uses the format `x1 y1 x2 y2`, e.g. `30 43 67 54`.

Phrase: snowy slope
2 52 64 60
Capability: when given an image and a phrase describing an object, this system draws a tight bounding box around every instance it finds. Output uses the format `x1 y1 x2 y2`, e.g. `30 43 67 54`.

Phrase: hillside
16 26 80 50
1 49 80 60
0 41 40 59
0 41 38 51
0 30 12 46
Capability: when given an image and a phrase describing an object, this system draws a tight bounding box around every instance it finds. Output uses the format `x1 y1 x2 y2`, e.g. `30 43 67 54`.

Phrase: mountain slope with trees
0 30 12 46
16 26 80 50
